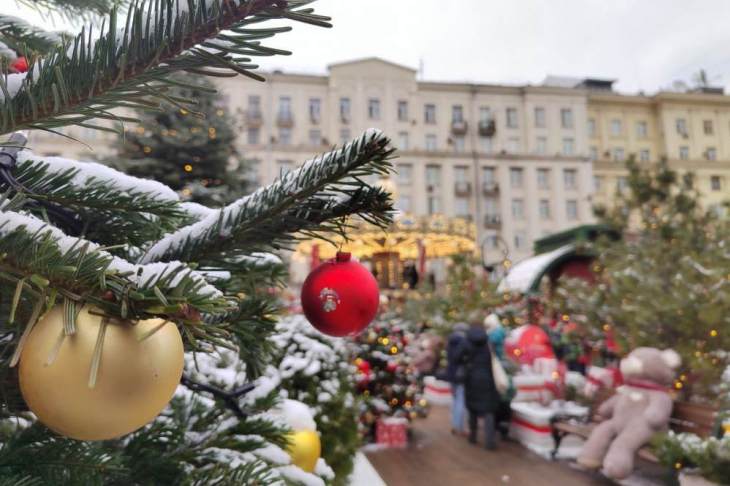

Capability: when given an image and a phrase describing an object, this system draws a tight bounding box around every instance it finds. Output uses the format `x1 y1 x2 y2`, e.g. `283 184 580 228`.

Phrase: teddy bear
577 347 681 479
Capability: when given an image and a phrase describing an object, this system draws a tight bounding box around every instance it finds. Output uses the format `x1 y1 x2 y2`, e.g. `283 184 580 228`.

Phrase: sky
8 0 730 94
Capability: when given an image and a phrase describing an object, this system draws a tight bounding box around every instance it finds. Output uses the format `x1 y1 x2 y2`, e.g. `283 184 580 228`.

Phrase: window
539 200 551 220
453 135 466 153
479 107 492 123
398 100 408 121
246 127 260 145
426 165 441 186
706 147 717 161
566 200 578 220
506 108 518 128
309 98 321 123
594 175 603 191
537 168 550 189
454 166 468 183
610 119 622 136
484 234 498 249
397 195 412 212
484 197 498 216
679 146 689 160
560 108 574 129
562 137 575 156
425 134 438 151
479 136 493 153
339 128 351 144
639 149 650 162
589 146 598 160
711 175 722 191
507 137 520 153
425 104 436 124
676 118 687 135
510 167 524 188
563 169 577 190
247 158 262 187
636 121 648 138
613 147 625 162
617 177 628 193
534 107 546 128
704 120 714 135
248 95 261 113
308 129 322 146
397 164 412 185
511 199 525 219
340 97 351 121
587 118 596 137
277 159 294 175
278 96 292 118
536 137 547 154
455 197 469 216
427 196 441 215
368 98 381 120
398 131 410 150
514 232 527 250
278 127 292 145
482 167 496 185
452 105 464 123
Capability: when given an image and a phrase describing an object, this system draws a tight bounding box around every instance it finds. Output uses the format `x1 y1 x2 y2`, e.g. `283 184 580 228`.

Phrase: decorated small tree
555 160 730 398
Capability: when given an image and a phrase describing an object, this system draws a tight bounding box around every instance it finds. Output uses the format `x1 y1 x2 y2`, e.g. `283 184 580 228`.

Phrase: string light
710 329 718 337
390 346 398 354
143 146 152 154
180 108 189 115
184 164 193 173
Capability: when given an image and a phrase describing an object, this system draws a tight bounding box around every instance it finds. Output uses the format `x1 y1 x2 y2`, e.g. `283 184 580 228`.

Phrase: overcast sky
9 0 730 94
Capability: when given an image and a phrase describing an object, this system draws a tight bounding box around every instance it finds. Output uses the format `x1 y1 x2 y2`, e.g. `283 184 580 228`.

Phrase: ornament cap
335 252 351 262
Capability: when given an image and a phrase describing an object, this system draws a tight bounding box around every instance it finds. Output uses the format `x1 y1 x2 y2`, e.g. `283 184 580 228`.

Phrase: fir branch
181 375 254 419
0 15 69 57
0 210 230 326
1 0 332 134
141 130 395 264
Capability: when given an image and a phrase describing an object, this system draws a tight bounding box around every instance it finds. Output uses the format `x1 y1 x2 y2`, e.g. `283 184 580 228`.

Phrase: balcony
454 181 471 196
478 119 497 137
483 214 502 228
482 181 499 194
277 112 294 127
451 120 468 135
245 110 263 127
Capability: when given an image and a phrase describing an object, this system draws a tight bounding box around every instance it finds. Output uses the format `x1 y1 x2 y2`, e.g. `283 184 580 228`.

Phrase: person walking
445 322 469 435
460 324 500 449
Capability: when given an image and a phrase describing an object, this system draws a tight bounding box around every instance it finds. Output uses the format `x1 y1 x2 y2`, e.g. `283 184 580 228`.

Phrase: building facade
217 58 595 263
588 88 730 212
22 58 730 265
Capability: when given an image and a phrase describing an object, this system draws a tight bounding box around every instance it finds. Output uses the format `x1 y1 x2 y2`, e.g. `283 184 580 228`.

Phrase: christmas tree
0 1 394 483
112 72 250 206
555 159 730 398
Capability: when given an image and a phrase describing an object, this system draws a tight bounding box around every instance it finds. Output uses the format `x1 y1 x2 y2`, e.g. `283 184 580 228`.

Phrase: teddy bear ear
661 349 681 369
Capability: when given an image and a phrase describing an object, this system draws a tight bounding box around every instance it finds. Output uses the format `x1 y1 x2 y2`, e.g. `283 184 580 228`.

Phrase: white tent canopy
497 245 575 294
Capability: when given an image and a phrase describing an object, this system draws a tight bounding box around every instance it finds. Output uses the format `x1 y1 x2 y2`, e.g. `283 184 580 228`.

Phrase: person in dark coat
445 322 469 434
459 325 500 449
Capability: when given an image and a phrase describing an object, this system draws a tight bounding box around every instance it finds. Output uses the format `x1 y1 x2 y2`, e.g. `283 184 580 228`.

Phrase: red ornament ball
301 252 379 337
11 57 28 73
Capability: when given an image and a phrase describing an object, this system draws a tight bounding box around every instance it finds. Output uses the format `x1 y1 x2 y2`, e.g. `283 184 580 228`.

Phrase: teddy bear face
619 347 680 386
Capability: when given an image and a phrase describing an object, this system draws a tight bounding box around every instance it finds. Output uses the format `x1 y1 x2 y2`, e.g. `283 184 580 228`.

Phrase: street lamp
480 234 510 277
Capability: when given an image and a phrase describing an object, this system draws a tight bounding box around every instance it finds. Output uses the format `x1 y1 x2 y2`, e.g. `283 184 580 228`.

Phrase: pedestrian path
366 406 614 486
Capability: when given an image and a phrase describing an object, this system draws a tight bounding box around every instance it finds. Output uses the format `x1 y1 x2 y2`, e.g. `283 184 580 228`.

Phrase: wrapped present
583 365 621 397
510 401 588 459
423 376 452 405
375 417 408 448
513 373 551 403
533 357 558 376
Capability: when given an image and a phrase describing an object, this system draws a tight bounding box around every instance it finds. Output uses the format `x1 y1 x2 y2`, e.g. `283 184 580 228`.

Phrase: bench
550 389 719 461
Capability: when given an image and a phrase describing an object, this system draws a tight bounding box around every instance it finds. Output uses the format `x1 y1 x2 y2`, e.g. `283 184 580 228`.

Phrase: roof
497 245 575 294
327 57 417 72
533 224 619 255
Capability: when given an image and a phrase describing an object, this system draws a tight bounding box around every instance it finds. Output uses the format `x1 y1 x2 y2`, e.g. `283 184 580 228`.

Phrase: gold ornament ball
286 430 321 473
19 305 184 441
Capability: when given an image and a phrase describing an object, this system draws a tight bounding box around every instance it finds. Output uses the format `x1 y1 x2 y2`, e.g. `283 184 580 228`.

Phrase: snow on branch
140 129 393 263
0 209 223 300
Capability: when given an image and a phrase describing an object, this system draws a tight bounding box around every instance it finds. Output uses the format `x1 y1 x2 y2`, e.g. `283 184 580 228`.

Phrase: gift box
583 365 620 397
375 417 408 448
510 401 588 459
423 376 452 405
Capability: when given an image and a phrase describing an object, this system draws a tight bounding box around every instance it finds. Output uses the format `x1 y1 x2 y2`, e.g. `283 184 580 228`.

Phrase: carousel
294 213 477 290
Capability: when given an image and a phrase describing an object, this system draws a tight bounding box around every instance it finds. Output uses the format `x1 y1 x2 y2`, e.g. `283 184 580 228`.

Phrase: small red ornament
301 252 379 337
10 57 28 73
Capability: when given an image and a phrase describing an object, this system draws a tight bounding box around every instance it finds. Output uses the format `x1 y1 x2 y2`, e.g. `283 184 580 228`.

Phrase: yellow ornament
286 430 321 473
19 305 184 441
